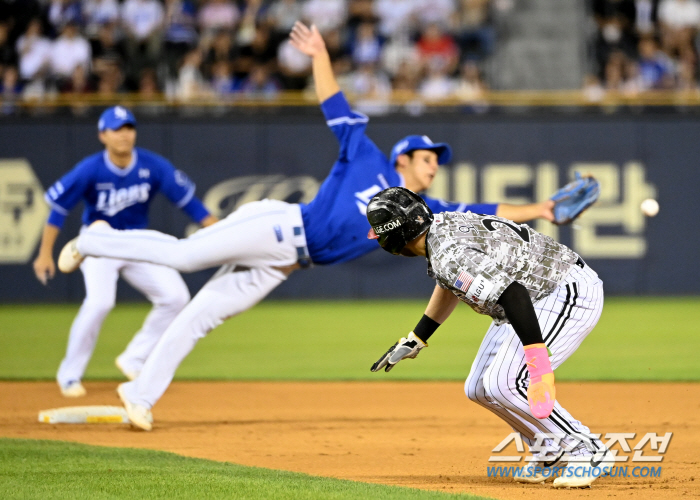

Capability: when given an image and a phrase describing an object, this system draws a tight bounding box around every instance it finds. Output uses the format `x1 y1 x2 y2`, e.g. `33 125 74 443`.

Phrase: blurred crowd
0 0 506 113
587 0 700 95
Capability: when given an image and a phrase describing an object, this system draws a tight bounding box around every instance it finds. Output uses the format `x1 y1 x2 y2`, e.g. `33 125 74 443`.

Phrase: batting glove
371 332 427 373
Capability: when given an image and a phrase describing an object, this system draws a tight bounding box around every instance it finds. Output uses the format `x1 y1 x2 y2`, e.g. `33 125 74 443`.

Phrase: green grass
0 298 698 381
0 439 488 500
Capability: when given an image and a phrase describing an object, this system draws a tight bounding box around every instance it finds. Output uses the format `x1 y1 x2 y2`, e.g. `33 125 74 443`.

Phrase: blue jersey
300 92 497 265
45 147 210 229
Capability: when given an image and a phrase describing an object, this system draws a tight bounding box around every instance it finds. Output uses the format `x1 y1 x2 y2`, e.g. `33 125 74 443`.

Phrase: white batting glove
371 332 427 373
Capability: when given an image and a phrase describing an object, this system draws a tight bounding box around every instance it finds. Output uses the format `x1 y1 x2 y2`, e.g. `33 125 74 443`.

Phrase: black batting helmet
366 187 434 255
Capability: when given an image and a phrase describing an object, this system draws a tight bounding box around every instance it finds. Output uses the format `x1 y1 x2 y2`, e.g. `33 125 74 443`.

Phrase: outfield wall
1 111 696 302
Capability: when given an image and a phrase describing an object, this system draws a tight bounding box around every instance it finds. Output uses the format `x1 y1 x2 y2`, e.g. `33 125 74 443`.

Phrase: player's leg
481 265 605 452
75 200 302 273
56 257 121 393
119 265 289 413
115 262 191 379
464 322 543 440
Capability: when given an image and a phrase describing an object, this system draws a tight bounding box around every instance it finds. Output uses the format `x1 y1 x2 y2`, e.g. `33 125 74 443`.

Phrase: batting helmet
366 187 434 255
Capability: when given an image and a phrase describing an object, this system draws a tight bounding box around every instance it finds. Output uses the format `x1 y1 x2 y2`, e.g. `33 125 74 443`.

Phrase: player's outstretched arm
289 22 340 103
496 201 555 224
33 223 60 285
371 285 458 373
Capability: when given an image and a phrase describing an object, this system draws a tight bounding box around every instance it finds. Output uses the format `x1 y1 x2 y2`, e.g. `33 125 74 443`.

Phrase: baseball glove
371 332 427 372
550 172 600 225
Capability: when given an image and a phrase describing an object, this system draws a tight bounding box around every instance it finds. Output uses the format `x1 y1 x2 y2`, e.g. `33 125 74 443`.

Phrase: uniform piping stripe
546 283 578 346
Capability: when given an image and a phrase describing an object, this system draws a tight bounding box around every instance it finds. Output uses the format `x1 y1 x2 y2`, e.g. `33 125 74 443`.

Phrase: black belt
576 256 585 269
293 226 312 268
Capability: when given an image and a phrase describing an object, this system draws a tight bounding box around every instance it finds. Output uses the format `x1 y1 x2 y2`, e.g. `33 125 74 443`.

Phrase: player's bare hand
33 253 55 285
370 332 427 372
289 22 326 57
539 200 555 223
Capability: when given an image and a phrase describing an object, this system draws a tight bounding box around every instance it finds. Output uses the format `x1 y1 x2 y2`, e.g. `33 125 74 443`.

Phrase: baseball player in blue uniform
57 24 558 429
33 106 217 398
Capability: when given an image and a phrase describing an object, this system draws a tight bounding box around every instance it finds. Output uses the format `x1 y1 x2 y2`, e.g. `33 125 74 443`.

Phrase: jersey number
481 218 530 242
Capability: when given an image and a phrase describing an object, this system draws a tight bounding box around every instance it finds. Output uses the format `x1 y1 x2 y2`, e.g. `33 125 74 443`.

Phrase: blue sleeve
423 195 498 216
320 91 370 162
47 209 67 228
181 197 211 223
44 161 91 218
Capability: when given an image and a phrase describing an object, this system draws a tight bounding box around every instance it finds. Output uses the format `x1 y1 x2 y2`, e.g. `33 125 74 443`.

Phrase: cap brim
428 143 452 165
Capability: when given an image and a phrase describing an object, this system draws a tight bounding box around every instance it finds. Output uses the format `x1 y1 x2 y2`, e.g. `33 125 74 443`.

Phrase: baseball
641 198 659 217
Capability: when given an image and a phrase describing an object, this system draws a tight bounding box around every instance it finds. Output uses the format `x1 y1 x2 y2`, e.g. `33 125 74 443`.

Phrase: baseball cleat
514 450 566 484
552 447 614 488
117 383 153 431
59 380 86 398
57 237 84 273
115 357 139 381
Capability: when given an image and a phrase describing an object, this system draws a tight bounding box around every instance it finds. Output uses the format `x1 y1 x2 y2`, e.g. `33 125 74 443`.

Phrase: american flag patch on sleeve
454 270 475 292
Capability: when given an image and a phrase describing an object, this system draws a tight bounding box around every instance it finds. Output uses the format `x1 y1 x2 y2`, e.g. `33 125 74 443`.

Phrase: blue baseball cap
98 106 137 132
389 135 452 166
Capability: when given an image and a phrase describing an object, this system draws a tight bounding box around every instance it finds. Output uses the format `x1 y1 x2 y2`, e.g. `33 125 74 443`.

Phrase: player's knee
158 287 190 311
464 377 480 402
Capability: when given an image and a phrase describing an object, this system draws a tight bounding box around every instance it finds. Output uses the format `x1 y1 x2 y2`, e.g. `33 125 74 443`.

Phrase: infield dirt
0 381 697 500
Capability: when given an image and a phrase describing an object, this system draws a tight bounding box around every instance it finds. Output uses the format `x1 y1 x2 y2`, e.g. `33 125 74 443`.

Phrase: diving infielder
366 187 613 488
57 23 560 430
33 106 216 397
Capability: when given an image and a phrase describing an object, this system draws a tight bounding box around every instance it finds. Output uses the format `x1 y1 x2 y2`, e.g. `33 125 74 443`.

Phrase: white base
39 406 130 424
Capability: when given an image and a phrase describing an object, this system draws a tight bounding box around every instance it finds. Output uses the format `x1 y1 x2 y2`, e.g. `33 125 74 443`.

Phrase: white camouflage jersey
425 211 580 323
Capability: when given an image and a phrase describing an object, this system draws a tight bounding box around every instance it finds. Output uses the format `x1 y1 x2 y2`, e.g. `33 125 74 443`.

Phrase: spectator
592 0 637 78
236 0 268 47
277 37 311 89
177 48 211 100
137 67 166 115
0 22 17 73
637 35 674 89
163 0 199 78
302 0 348 33
391 59 421 92
324 28 352 76
348 62 392 115
267 0 304 41
121 0 164 84
658 0 700 58
49 21 91 85
419 61 455 100
60 64 94 116
235 24 277 80
95 59 123 96
48 0 83 35
416 22 460 75
350 21 382 67
211 59 235 95
603 49 627 89
414 0 456 31
456 0 495 61
198 0 239 42
82 0 119 39
16 18 51 89
373 0 419 39
0 65 21 114
453 60 487 100
204 30 236 80
238 62 281 97
347 0 376 30
91 22 126 76
380 31 420 77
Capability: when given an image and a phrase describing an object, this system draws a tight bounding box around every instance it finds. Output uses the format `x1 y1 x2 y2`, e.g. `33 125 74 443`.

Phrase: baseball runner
366 187 613 488
55 23 590 431
33 106 217 398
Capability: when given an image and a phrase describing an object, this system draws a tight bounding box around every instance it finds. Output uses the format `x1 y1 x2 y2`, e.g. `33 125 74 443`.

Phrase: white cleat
514 450 566 484
117 383 153 431
115 357 139 381
553 448 614 488
59 380 86 398
57 237 84 273
57 220 111 273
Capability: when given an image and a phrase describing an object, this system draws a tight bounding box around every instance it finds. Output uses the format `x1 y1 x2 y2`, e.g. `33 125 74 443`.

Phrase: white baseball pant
464 262 604 454
56 256 190 387
76 199 308 408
